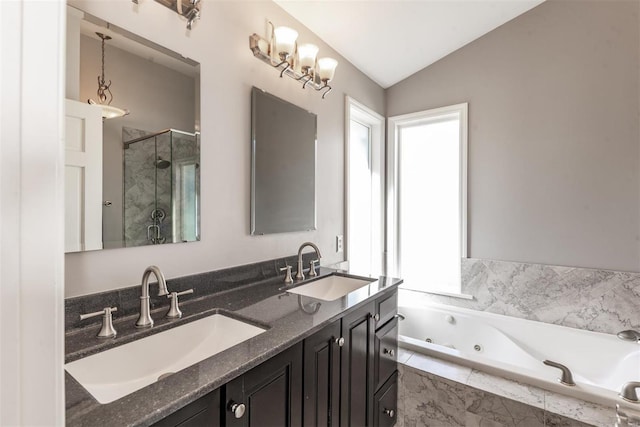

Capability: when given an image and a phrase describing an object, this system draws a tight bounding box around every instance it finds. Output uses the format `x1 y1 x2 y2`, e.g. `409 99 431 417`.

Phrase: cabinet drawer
375 290 397 328
374 317 398 392
373 371 398 427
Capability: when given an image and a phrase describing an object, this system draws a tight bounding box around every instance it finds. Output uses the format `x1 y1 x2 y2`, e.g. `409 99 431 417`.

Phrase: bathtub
398 293 640 406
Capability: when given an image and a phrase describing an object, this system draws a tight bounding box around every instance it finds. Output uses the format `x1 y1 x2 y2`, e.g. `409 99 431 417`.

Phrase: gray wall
387 0 640 272
65 0 384 296
79 35 196 248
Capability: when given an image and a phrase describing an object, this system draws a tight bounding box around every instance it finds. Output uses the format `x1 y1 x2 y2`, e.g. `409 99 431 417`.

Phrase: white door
65 99 103 252
346 97 384 276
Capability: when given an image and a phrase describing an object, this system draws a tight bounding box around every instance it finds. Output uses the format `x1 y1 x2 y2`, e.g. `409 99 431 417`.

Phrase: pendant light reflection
88 32 129 119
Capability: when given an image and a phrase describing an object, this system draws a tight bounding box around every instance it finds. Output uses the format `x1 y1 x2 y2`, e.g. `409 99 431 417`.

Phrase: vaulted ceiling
274 0 545 88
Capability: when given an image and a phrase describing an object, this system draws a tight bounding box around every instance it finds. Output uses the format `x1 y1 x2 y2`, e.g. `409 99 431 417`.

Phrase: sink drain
425 338 433 343
158 372 175 381
474 344 482 352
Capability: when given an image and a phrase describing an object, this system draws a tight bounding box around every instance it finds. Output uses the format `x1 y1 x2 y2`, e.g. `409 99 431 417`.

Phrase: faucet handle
543 360 575 386
279 266 293 284
80 307 118 338
621 382 640 403
617 330 640 342
166 289 194 319
308 259 319 277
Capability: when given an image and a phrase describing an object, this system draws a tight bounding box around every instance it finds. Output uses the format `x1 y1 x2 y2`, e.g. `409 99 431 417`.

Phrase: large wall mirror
65 6 200 253
251 88 317 235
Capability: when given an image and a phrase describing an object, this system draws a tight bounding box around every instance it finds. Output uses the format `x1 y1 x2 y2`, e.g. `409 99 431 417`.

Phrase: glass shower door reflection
123 129 199 247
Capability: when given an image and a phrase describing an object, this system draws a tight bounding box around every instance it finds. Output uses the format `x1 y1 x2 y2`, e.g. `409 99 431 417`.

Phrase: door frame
0 1 66 424
344 96 385 275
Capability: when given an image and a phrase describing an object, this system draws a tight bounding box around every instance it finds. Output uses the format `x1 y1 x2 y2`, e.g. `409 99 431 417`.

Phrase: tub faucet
617 330 640 343
543 360 575 386
295 242 322 280
136 265 169 328
620 382 640 403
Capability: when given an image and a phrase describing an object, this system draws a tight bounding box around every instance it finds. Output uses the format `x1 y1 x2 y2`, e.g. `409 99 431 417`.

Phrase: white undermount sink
65 314 266 404
287 275 374 301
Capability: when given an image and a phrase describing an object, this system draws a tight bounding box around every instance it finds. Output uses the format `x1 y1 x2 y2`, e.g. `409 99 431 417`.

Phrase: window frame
387 103 468 295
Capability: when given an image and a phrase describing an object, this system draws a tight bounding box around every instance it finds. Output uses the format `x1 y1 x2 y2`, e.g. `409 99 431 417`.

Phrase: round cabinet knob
228 401 246 419
335 337 345 347
383 348 395 357
384 408 395 418
373 313 380 322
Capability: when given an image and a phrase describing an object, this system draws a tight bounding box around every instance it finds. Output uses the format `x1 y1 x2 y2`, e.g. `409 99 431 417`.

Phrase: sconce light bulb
274 26 298 58
317 57 338 82
298 43 319 72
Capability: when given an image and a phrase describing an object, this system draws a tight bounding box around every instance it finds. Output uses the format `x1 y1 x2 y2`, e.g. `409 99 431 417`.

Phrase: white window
345 97 385 276
388 103 468 296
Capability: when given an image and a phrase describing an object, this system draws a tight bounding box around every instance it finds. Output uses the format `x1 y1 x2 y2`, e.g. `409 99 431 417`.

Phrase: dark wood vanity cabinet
340 301 376 427
156 289 398 427
374 317 399 393
302 319 341 427
303 289 399 427
373 372 398 427
224 341 303 427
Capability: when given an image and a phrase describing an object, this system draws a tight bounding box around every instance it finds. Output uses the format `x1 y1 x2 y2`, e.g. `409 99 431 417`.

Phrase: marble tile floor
396 348 615 427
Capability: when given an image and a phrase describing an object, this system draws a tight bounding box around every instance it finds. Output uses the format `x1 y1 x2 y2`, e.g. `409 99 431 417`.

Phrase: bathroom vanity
64 258 401 426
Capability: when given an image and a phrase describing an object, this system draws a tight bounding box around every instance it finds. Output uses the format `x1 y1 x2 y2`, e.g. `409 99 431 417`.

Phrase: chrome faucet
136 265 169 328
543 360 575 386
295 242 322 280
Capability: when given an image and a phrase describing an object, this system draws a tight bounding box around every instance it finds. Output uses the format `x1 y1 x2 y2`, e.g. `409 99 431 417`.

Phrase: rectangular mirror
65 6 200 253
250 87 317 235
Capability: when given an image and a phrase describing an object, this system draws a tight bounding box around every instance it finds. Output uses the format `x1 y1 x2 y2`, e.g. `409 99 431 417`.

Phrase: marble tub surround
397 350 614 427
65 263 401 426
408 258 640 335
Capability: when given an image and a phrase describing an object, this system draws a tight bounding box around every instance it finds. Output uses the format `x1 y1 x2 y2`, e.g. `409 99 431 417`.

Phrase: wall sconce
134 0 201 30
249 22 338 99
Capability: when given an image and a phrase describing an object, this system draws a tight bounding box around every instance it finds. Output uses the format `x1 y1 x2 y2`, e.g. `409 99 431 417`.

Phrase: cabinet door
373 371 398 427
340 301 375 427
152 388 220 427
303 320 341 427
225 342 303 427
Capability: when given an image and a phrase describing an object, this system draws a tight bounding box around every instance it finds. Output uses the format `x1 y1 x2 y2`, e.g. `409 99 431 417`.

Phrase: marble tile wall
397 349 614 427
123 126 160 247
411 258 640 335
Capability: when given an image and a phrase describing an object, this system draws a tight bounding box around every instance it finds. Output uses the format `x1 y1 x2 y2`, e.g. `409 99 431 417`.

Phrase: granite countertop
65 268 402 426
